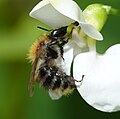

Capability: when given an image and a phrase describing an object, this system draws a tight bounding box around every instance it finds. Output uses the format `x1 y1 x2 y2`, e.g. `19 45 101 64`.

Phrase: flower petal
70 29 89 56
62 43 74 75
49 0 85 22
73 44 120 112
30 0 76 27
80 23 103 40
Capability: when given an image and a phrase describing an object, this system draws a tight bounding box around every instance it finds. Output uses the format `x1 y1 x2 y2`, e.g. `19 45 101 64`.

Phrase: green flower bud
83 4 108 31
83 4 120 32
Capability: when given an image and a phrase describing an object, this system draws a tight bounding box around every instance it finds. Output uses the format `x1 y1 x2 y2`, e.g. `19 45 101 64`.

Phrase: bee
28 21 82 100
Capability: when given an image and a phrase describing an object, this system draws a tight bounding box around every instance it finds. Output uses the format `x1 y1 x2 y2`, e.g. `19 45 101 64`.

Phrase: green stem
109 8 120 16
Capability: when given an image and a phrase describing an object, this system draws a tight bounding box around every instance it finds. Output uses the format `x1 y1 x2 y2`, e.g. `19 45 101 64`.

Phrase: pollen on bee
53 88 74 97
27 35 49 63
63 88 74 96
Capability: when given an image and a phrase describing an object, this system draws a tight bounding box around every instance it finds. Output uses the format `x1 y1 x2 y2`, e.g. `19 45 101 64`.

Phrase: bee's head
37 21 79 39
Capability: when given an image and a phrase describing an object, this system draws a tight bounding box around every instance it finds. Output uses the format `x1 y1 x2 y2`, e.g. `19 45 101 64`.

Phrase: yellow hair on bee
63 88 74 96
28 35 49 63
53 88 74 97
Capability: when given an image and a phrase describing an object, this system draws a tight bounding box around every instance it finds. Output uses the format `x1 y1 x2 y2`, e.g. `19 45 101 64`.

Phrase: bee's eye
51 30 57 37
50 26 67 38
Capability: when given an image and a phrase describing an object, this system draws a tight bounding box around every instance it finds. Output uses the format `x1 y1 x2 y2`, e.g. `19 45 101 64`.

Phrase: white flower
29 0 103 40
73 4 120 112
73 44 120 112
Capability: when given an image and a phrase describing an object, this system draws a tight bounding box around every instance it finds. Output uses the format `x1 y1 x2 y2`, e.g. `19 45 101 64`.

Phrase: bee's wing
48 89 62 100
28 48 41 97
28 76 35 97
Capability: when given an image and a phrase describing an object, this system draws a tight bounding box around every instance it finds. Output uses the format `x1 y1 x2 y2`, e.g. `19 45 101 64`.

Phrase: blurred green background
0 0 120 119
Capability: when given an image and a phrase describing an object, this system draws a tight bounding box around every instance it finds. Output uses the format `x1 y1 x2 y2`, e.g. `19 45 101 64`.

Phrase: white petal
29 0 86 27
73 44 120 112
62 43 74 75
30 0 77 27
71 29 89 56
80 23 103 40
30 0 49 13
49 0 85 22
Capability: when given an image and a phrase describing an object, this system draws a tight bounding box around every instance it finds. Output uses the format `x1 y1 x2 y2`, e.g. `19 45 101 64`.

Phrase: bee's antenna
37 26 50 32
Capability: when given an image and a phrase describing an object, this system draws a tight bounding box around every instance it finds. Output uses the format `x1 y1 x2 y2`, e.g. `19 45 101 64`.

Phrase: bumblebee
28 21 81 99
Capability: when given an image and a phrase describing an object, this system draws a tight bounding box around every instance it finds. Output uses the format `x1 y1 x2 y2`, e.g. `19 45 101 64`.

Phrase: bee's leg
60 38 69 46
58 45 64 60
58 38 69 60
74 75 85 87
48 38 58 46
74 75 85 82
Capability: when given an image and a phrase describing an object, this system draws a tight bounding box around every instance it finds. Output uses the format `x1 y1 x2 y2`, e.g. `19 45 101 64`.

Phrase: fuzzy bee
28 21 82 99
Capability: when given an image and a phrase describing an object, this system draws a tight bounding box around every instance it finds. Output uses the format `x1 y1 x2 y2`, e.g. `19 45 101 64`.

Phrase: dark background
0 0 120 119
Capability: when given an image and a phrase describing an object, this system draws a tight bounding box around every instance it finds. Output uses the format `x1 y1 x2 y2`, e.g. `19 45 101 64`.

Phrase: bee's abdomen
39 65 49 79
43 75 53 89
39 66 60 89
52 77 61 90
39 65 76 94
61 76 76 90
